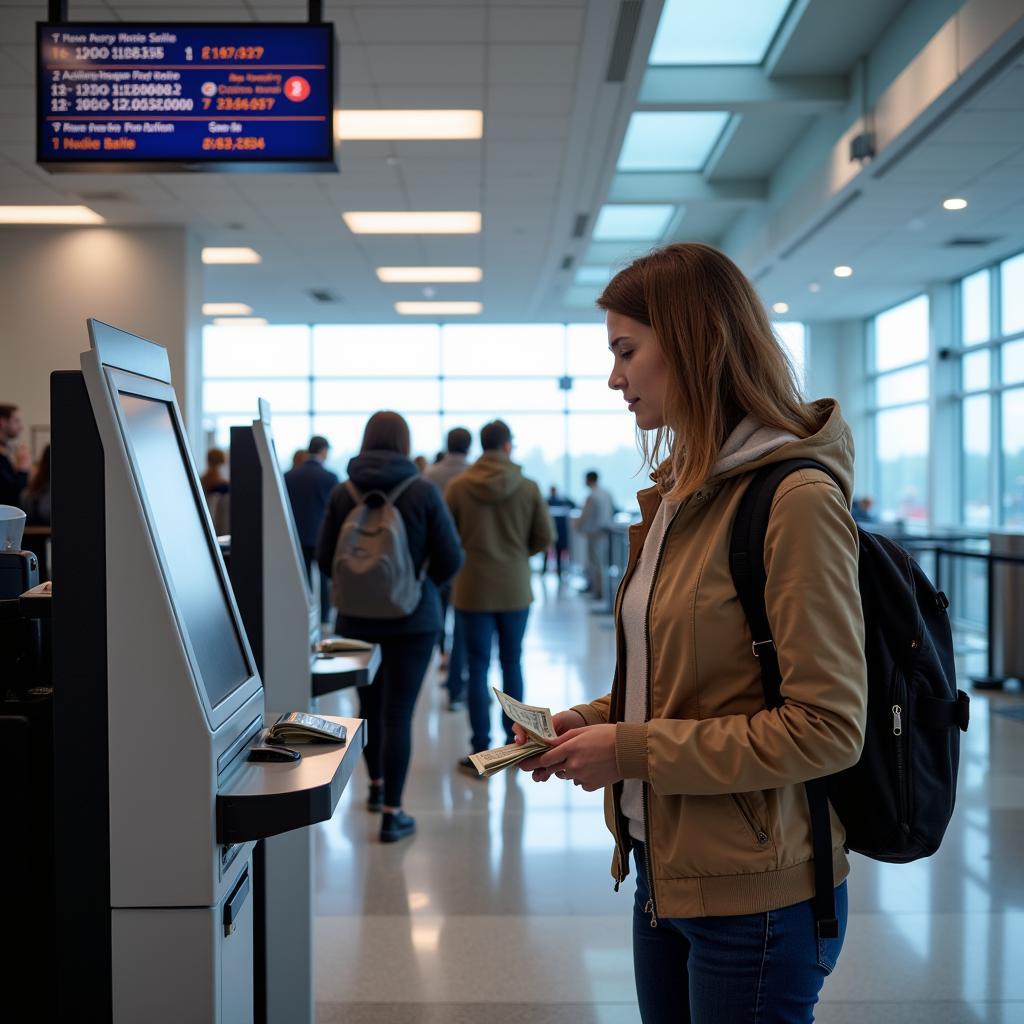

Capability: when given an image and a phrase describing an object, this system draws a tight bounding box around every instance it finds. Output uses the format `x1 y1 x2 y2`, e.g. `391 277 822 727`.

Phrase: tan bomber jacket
573 399 868 920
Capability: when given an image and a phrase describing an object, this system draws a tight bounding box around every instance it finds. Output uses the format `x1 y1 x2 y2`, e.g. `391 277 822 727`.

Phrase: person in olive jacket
316 411 463 843
444 419 554 771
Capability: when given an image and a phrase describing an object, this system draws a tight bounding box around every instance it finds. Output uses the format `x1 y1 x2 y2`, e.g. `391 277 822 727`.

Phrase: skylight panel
617 112 730 171
592 205 675 242
649 0 792 65
574 266 613 285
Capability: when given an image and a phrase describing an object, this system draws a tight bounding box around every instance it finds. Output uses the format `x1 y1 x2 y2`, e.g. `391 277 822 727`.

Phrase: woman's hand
514 709 585 779
534 724 620 791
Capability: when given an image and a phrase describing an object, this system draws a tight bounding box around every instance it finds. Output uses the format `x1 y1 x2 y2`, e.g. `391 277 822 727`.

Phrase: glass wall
949 251 1024 530
203 319 809 512
869 295 930 524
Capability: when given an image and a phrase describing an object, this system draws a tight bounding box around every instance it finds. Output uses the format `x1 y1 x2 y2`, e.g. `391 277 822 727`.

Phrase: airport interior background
3 0 1024 1021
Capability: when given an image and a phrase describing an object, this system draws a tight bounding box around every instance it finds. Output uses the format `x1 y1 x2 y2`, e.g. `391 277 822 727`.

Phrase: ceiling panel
487 7 585 44
352 6 485 43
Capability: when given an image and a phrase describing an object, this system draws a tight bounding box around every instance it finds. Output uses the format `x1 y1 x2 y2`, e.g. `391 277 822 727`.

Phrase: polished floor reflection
313 575 1024 1023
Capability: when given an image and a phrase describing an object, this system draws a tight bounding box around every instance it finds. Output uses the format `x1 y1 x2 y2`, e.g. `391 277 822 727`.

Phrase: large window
953 251 1024 529
870 295 930 524
203 319 809 513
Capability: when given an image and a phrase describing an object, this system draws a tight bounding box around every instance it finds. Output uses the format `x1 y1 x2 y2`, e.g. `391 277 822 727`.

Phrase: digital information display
37 23 336 171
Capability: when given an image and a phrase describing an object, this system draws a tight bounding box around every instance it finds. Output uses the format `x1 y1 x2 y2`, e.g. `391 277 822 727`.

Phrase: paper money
491 688 558 741
464 691 559 778
468 740 546 778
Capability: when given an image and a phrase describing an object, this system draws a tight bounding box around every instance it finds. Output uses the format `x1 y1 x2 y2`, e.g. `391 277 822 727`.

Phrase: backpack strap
729 457 844 941
344 479 362 503
386 474 419 505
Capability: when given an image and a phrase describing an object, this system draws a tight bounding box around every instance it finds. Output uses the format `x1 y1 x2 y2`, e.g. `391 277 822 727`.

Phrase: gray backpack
331 476 423 619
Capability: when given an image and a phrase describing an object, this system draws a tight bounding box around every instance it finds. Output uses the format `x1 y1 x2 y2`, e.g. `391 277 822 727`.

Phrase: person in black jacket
0 404 31 510
316 411 463 843
285 435 339 619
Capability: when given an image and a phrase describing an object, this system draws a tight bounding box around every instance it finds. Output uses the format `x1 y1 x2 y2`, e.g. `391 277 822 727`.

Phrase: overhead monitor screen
118 392 252 707
38 23 335 170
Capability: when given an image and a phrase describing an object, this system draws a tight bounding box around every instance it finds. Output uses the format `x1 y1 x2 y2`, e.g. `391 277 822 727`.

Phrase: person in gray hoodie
444 419 554 771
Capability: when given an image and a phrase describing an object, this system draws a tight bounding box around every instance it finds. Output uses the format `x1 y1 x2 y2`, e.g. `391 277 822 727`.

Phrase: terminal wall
0 224 203 456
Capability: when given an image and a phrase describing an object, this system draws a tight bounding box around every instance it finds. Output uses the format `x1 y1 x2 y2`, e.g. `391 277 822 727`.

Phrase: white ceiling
1 0 1022 325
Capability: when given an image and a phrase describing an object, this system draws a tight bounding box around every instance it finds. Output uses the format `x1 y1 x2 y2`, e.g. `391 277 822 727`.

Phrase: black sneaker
380 810 416 843
366 782 383 813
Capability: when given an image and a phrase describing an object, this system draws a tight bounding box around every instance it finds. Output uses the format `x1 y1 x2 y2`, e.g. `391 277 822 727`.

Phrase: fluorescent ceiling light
203 302 253 316
650 0 792 64
592 204 675 242
0 205 104 224
202 247 262 264
212 317 268 326
943 197 968 211
395 301 482 315
343 211 481 234
336 109 483 140
772 302 790 314
618 112 730 172
833 265 853 278
574 266 613 286
376 266 482 283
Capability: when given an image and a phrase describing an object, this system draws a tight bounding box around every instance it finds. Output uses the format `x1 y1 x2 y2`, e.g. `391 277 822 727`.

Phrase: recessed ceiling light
808 282 821 293
203 302 253 316
833 265 853 278
376 266 482 283
772 302 790 314
343 211 481 234
336 109 483 140
943 197 968 211
212 317 268 326
202 247 262 264
394 301 482 315
0 205 104 224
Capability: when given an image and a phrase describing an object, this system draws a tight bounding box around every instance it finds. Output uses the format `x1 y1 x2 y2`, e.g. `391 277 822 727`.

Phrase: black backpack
729 459 970 939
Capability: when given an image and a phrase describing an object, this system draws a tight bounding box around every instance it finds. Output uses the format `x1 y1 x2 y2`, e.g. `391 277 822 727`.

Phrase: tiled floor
312 574 1024 1023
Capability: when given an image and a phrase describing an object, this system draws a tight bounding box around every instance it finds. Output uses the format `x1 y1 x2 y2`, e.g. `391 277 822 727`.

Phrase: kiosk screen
266 429 308 585
118 392 251 707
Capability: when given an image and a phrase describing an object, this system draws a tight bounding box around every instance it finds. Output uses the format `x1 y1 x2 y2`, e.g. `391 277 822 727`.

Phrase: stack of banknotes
467 689 559 777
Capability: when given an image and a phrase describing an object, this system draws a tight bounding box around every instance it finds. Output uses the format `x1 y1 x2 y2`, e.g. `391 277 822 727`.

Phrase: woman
516 244 867 1022
200 447 230 536
317 411 463 843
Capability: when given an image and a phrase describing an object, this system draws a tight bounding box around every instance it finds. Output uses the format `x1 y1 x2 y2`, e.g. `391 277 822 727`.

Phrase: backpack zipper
891 665 910 831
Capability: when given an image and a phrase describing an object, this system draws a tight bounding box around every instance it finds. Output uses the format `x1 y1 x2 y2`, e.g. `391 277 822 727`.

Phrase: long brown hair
597 242 817 500
361 411 411 456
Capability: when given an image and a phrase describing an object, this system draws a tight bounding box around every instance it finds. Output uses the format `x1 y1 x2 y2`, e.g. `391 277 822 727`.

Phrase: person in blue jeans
443 419 554 769
514 244 867 1021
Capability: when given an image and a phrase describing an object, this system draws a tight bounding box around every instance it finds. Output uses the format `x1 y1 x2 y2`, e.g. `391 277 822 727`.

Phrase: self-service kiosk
226 401 378 1024
48 320 364 1023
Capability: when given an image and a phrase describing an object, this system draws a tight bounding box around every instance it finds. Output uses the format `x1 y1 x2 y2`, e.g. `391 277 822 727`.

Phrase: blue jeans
632 844 847 1024
446 607 468 705
457 607 530 752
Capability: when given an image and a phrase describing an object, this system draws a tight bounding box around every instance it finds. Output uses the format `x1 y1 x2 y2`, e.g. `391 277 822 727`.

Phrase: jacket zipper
638 497 689 927
891 664 910 830
731 794 770 846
